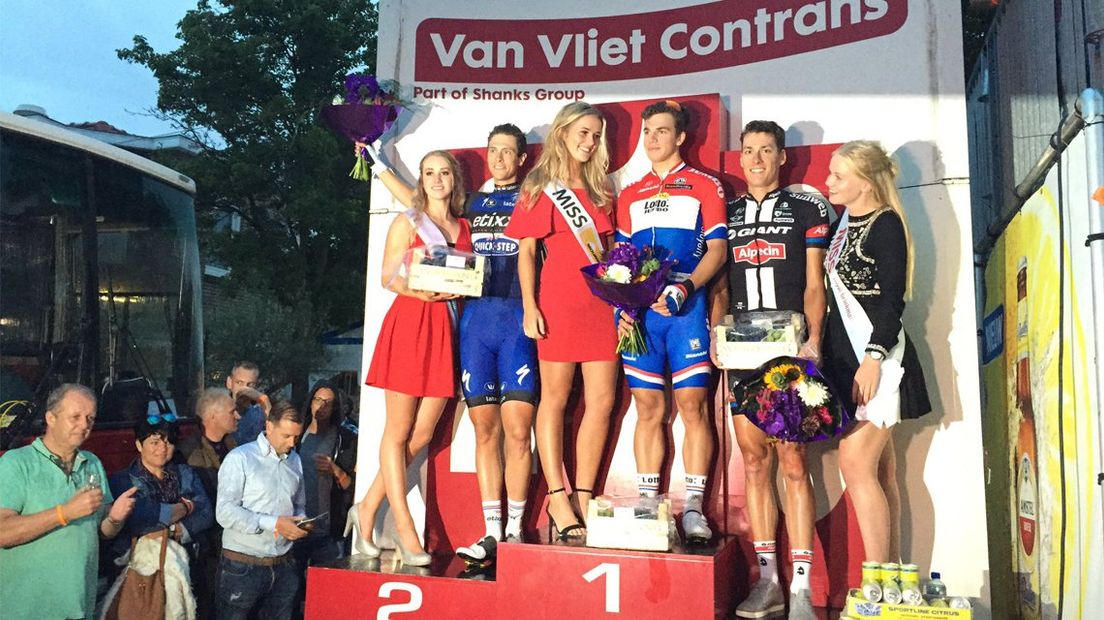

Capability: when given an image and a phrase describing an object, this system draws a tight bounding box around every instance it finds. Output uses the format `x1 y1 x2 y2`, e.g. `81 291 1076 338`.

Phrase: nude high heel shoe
394 537 432 567
344 504 381 558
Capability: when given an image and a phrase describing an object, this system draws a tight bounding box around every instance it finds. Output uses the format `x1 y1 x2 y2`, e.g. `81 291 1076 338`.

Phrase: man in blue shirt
216 400 309 620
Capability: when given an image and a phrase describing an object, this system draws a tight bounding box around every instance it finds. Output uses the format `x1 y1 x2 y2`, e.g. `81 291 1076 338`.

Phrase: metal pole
1079 88 1104 519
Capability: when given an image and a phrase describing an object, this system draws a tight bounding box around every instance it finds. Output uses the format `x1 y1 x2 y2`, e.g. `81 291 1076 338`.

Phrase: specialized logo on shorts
732 239 786 265
689 338 702 350
462 369 471 393
516 364 530 385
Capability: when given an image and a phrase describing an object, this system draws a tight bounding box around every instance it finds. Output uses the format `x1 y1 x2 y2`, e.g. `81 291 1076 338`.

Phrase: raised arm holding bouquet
321 73 405 181
357 150 471 567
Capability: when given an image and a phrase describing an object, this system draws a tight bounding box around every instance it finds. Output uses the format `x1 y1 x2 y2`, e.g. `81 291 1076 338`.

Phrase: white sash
406 208 449 247
544 182 604 264
825 209 905 427
401 208 459 324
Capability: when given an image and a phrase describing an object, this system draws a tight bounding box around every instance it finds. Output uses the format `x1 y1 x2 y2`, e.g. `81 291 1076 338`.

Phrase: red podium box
496 536 742 619
306 537 743 619
305 555 496 619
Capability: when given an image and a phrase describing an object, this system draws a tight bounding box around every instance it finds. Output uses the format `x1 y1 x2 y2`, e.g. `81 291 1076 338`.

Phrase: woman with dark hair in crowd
108 417 214 548
504 101 619 541
351 150 471 566
107 416 214 613
295 379 357 566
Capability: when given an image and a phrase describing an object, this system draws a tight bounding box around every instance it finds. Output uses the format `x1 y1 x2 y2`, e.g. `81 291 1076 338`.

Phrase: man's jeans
216 555 298 620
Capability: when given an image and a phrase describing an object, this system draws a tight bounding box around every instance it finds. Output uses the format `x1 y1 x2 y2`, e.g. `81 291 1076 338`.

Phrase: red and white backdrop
357 0 989 613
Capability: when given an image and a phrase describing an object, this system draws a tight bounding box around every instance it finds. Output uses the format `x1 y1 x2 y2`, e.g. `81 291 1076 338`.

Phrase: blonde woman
350 151 470 566
822 140 931 562
504 102 619 540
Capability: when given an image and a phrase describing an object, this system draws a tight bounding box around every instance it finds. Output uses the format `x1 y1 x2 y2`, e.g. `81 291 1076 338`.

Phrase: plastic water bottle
924 571 948 606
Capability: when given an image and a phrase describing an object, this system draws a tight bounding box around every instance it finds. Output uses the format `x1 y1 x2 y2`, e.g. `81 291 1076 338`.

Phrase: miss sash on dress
824 209 905 428
544 182 604 265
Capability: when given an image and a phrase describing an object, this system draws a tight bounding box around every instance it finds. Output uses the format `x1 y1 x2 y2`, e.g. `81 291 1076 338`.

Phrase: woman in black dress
822 140 930 563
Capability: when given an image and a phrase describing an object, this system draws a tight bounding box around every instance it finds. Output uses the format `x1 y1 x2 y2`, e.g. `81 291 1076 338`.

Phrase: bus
0 111 203 471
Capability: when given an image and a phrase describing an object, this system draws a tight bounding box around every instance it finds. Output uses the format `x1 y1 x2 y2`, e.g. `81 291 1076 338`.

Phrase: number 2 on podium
582 562 621 613
377 582 423 619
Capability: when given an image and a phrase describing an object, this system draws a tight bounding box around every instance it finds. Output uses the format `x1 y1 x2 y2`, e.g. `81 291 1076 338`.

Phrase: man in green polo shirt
0 383 138 619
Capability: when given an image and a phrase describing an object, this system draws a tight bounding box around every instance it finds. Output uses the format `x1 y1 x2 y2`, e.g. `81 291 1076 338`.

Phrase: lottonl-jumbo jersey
466 183 522 298
726 188 830 313
616 162 726 279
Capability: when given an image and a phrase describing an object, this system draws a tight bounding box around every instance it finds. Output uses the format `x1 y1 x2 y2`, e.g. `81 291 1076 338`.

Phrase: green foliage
203 286 326 392
118 0 378 389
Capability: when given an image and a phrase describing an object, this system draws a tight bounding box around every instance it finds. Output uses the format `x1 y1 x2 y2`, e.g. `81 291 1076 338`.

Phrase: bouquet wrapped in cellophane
579 244 674 355
730 356 850 443
320 74 406 181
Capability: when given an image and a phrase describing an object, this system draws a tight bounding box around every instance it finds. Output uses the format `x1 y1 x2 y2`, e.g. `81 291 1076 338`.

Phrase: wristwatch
866 349 886 361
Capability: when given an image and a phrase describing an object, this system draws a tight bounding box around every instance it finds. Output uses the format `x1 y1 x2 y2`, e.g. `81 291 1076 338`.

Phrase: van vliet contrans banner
356 0 988 613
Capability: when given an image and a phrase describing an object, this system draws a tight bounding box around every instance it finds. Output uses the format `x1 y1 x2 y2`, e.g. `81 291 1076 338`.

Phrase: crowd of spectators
0 361 357 620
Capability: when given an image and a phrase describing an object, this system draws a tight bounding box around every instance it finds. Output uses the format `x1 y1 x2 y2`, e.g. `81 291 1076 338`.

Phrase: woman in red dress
505 102 619 540
353 150 470 565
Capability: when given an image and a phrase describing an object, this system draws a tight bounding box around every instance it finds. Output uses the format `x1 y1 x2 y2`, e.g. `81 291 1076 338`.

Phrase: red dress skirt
366 217 472 397
504 190 618 362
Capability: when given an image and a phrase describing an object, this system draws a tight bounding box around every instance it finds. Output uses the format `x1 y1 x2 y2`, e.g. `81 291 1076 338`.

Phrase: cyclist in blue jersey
615 101 728 544
355 126 536 567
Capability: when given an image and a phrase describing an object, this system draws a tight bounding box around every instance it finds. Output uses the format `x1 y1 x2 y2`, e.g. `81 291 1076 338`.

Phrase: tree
118 0 378 394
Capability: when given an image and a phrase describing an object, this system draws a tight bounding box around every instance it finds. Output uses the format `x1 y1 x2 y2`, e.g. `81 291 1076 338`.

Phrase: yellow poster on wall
985 142 1104 619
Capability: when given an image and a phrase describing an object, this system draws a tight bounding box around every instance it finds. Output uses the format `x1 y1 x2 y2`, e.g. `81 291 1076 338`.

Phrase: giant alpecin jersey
465 183 523 299
726 188 830 313
616 162 727 279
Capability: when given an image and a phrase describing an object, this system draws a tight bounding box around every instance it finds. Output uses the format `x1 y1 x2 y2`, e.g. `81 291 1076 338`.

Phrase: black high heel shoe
545 488 585 542
570 488 593 525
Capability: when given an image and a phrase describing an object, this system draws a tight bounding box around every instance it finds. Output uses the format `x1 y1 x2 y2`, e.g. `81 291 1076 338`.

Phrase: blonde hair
411 150 466 218
521 101 612 211
834 140 915 298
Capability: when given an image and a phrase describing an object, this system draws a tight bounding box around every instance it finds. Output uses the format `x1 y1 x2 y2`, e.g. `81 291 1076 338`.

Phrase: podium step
306 537 743 619
306 553 497 619
496 536 741 619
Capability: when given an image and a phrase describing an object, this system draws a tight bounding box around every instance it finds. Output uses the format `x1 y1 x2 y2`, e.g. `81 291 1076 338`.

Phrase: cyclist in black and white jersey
710 121 828 620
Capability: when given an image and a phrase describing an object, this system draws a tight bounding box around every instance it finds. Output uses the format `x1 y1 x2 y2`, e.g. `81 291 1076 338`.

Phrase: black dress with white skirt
822 208 931 422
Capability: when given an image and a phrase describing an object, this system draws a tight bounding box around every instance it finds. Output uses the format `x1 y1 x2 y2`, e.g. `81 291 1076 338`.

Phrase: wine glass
84 470 101 491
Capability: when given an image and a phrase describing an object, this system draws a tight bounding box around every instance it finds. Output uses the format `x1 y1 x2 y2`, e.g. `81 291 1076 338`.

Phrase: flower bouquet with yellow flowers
731 356 850 442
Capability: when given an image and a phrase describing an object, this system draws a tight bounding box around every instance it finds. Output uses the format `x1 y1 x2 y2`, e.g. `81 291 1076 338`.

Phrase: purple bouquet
580 244 674 355
731 356 850 443
320 74 405 181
